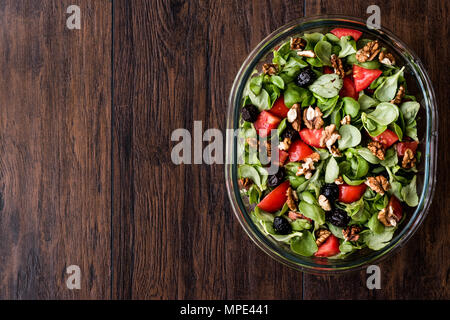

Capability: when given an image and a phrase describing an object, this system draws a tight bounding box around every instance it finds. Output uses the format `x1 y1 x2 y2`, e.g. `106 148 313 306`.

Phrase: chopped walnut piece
335 176 344 185
303 106 324 129
366 176 390 195
263 139 272 158
296 156 318 179
238 178 253 190
315 229 331 246
390 85 405 105
306 152 321 162
297 50 316 58
402 148 416 169
340 115 351 125
318 195 332 211
379 51 396 65
286 187 298 211
378 205 400 227
320 124 341 157
278 137 291 151
331 54 345 78
367 141 386 160
288 211 312 222
262 63 278 75
342 225 362 241
356 40 381 63
290 37 306 50
287 103 302 131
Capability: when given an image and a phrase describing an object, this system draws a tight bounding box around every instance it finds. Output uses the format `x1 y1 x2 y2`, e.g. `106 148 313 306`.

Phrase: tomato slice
288 140 314 162
257 181 290 213
370 129 399 149
273 149 289 167
270 96 290 118
299 128 324 148
339 76 359 100
330 28 363 41
315 234 340 257
396 140 419 156
253 111 281 138
389 196 403 220
338 183 367 203
353 65 382 92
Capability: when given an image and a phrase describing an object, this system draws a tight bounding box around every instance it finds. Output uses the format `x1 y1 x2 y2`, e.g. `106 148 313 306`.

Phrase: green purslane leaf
400 101 420 124
342 175 365 186
284 82 310 107
249 88 271 111
271 75 285 89
299 191 318 205
238 165 262 189
366 102 399 126
298 200 325 225
291 219 312 231
338 35 357 58
380 147 398 168
368 212 385 234
374 67 405 102
362 227 396 250
308 74 343 98
342 97 360 117
401 176 419 207
315 40 332 66
249 75 263 95
357 147 380 164
325 156 339 183
303 32 325 49
290 231 318 256
358 93 379 111
338 124 362 150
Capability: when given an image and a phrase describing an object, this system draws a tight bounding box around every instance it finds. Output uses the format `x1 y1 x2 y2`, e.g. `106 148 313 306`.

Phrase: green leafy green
325 156 339 183
308 74 343 98
342 97 360 117
298 201 325 225
290 231 318 256
401 176 419 206
374 67 405 102
362 227 395 250
338 36 357 58
314 40 332 66
284 82 310 107
339 124 362 149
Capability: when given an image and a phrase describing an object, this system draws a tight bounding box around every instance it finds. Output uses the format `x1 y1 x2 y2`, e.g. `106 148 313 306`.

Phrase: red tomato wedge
338 183 367 203
253 111 281 138
323 66 334 74
339 76 359 100
299 128 324 148
288 140 314 162
353 65 382 92
270 96 290 118
315 234 340 257
370 129 399 149
273 149 289 167
330 28 363 41
396 140 419 156
257 181 290 213
389 196 403 220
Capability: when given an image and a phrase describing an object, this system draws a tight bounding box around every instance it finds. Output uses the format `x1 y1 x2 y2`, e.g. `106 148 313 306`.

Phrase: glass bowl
225 15 438 273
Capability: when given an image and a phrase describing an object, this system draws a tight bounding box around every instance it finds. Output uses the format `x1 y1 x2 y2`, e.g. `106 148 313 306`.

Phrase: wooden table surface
0 0 448 300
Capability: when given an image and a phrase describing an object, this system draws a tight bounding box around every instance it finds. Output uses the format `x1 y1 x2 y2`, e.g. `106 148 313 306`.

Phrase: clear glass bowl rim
225 15 438 274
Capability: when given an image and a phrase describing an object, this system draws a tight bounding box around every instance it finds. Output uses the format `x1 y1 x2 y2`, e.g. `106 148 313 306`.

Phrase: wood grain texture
0 0 111 299
304 0 450 299
112 0 305 300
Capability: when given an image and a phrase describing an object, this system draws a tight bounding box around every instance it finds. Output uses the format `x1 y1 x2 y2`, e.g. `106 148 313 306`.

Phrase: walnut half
342 225 362 241
303 106 324 129
286 187 298 211
367 141 386 160
378 205 400 227
320 124 341 157
366 176 390 195
402 148 416 169
315 229 331 246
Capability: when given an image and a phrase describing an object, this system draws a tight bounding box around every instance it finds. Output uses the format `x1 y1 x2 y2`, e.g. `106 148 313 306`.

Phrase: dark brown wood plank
112 0 305 299
0 0 111 299
304 0 450 299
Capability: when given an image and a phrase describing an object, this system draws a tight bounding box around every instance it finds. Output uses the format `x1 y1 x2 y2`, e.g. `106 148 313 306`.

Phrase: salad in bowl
237 27 425 260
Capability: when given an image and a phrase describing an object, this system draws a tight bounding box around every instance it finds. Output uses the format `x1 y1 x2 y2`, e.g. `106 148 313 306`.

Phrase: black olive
241 105 259 122
280 123 299 141
320 183 339 202
326 207 350 228
296 67 316 87
267 168 285 188
273 216 292 235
